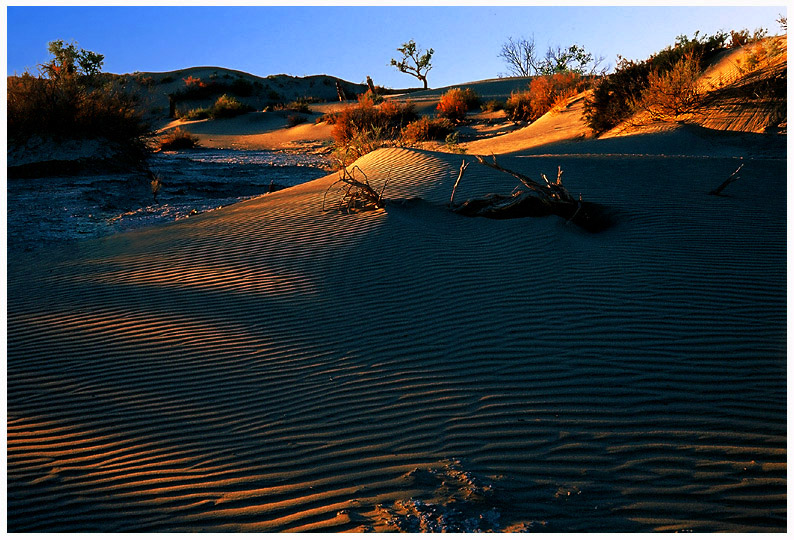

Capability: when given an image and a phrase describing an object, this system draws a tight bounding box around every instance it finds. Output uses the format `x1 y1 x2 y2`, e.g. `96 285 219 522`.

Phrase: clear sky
6 4 786 89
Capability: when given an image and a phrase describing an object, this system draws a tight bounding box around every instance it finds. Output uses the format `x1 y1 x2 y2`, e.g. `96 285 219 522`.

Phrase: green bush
178 107 211 120
210 94 251 118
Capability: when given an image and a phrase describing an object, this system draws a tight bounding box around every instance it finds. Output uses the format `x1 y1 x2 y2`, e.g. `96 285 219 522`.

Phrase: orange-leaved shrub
401 116 455 144
328 94 418 165
631 51 703 120
506 72 588 122
436 88 481 122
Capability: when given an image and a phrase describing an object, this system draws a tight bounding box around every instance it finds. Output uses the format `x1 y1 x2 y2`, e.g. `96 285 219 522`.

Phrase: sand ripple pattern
8 148 786 532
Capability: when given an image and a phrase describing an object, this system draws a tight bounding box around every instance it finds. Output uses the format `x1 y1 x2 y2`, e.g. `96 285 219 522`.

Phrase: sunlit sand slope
7 144 786 532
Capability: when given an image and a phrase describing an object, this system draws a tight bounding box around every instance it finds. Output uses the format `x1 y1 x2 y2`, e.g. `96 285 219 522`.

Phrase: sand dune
7 132 786 531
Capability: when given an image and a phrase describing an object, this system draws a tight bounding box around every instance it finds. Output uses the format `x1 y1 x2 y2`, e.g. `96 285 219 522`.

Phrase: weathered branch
709 162 744 196
449 160 469 208
453 156 613 232
323 165 387 213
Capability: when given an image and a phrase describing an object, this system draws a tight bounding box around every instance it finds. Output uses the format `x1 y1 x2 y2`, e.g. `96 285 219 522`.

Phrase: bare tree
390 40 434 89
499 36 541 77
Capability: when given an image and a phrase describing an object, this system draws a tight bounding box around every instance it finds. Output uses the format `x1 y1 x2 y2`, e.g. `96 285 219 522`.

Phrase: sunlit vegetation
505 72 589 122
401 116 455 144
436 88 480 123
176 94 252 121
584 30 751 133
324 93 418 166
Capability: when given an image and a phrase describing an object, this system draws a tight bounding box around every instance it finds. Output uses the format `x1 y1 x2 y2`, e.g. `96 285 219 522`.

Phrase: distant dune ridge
6 37 786 532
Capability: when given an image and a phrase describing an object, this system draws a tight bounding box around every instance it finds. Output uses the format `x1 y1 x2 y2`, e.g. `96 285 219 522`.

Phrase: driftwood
709 162 744 196
323 165 389 213
450 155 613 232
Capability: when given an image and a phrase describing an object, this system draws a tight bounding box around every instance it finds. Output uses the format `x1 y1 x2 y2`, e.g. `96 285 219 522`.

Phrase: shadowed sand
7 139 786 532
7 41 786 532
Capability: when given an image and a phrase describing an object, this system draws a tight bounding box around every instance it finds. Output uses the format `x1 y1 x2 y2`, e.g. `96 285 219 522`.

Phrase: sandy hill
158 36 785 158
118 66 368 123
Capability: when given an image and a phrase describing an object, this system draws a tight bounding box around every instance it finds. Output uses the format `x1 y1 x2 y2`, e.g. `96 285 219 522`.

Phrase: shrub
329 94 418 165
178 107 211 121
585 30 728 133
631 52 703 120
729 27 768 48
286 114 307 127
158 127 199 150
505 72 586 122
8 71 149 145
436 87 481 122
401 116 455 143
481 100 504 112
286 99 312 113
209 94 250 118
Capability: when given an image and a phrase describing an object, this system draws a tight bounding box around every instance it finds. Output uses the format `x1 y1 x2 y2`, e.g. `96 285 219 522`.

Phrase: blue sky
6 5 786 88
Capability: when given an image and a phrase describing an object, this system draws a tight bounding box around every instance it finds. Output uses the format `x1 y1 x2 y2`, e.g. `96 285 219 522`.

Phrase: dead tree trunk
450 155 613 232
366 76 376 95
336 81 347 102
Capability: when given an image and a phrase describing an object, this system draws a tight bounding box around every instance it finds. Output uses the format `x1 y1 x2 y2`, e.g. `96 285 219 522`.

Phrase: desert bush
329 94 419 165
584 30 729 133
8 71 149 146
401 116 455 143
436 88 480 122
285 99 312 113
631 52 703 120
176 94 251 120
159 75 175 84
729 27 768 48
158 127 199 150
209 94 250 118
177 107 211 120
505 72 587 122
742 36 786 72
481 100 505 112
286 114 307 127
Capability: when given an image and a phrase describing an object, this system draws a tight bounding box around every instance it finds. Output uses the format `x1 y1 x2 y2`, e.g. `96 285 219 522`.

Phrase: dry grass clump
158 128 199 151
436 88 481 123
